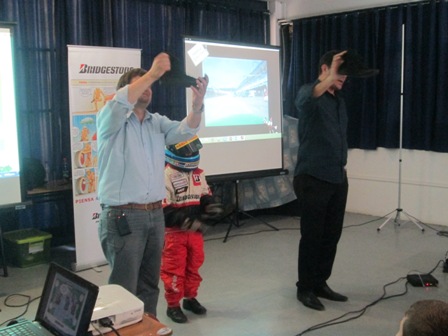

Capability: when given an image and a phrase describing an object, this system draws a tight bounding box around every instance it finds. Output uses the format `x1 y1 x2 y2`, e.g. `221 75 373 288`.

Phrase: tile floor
1 212 447 336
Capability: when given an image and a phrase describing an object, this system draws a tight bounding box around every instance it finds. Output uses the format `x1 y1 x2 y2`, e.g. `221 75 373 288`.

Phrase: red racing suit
161 163 212 308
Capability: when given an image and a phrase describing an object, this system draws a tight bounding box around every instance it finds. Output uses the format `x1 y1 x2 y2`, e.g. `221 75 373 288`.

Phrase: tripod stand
376 138 425 231
376 121 425 232
377 25 424 233
221 179 279 242
377 206 425 232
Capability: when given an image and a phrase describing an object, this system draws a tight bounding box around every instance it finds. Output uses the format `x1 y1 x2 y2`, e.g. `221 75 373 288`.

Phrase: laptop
0 262 99 336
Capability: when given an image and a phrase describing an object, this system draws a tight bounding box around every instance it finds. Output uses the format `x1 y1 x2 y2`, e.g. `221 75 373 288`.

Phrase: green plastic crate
3 229 52 267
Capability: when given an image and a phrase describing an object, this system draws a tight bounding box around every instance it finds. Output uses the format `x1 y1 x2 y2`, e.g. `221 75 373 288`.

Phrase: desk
103 314 173 336
27 180 73 202
25 180 74 246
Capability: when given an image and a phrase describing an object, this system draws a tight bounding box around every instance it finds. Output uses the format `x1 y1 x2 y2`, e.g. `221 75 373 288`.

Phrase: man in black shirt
293 50 349 311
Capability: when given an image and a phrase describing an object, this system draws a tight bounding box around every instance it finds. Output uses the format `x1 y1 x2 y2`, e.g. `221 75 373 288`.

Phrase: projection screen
183 37 284 181
0 24 22 206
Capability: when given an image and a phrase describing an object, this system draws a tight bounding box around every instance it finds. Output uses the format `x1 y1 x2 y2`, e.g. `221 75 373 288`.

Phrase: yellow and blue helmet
165 135 203 171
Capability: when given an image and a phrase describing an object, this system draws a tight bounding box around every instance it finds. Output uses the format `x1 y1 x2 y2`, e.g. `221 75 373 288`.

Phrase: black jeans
293 173 348 292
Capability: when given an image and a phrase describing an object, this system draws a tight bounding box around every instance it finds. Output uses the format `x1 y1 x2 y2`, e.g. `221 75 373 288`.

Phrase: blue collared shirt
96 85 199 205
294 80 348 184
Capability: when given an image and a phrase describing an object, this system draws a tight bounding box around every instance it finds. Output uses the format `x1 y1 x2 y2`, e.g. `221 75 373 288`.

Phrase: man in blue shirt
293 50 349 311
97 52 209 316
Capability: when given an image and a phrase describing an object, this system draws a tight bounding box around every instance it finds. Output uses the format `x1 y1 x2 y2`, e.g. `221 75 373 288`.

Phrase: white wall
346 149 448 227
270 0 448 227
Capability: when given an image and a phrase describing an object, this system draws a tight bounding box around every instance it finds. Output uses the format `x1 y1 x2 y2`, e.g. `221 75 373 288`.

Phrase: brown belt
109 201 162 211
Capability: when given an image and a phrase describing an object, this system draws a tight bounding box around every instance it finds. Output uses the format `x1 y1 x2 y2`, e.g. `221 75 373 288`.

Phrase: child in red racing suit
161 136 222 323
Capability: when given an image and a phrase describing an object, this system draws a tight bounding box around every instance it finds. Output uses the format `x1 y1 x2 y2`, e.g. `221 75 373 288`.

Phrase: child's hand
181 218 203 231
202 203 224 220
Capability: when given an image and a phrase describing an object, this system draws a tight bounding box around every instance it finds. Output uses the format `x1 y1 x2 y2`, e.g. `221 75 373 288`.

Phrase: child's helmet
165 135 203 171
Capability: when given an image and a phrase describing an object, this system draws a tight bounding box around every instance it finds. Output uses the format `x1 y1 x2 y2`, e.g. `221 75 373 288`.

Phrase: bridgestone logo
79 64 133 74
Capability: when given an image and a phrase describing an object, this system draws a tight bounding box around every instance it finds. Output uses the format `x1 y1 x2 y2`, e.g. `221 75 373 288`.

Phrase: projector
89 284 144 335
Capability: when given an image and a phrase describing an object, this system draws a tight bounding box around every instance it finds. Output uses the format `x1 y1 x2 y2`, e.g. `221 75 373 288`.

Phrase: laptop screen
35 263 99 336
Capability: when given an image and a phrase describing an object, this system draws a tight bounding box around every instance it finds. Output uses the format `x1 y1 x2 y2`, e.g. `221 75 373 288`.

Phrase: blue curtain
0 0 269 174
284 7 403 149
283 1 448 152
403 0 448 152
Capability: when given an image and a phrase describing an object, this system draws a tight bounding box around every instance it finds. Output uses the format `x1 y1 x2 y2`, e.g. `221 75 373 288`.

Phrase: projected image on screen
0 26 22 206
184 37 283 179
203 57 268 127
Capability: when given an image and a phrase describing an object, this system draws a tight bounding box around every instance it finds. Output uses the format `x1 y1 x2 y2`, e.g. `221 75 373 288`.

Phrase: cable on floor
204 226 300 242
342 210 396 228
204 209 448 242
294 260 443 336
0 294 41 327
294 277 408 336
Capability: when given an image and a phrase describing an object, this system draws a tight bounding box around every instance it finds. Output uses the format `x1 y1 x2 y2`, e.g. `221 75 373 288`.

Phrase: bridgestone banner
67 45 141 271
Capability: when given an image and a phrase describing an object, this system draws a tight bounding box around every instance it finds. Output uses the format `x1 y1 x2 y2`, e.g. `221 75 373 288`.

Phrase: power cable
0 294 40 327
294 260 442 336
294 277 408 336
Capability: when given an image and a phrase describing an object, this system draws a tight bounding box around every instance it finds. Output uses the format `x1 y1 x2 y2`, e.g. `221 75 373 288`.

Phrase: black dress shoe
183 298 207 315
314 284 348 302
297 290 325 311
167 307 188 323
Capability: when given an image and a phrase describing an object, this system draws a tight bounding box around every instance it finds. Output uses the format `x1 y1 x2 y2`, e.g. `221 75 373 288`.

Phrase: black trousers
293 173 348 292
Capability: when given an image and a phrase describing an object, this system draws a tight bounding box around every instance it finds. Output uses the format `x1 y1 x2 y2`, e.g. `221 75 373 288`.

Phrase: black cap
159 53 197 87
338 49 379 78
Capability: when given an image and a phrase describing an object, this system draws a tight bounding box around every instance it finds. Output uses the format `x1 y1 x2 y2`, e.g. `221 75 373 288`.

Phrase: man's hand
127 52 171 105
329 50 348 79
186 74 209 127
314 50 348 97
147 52 171 82
191 74 209 113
